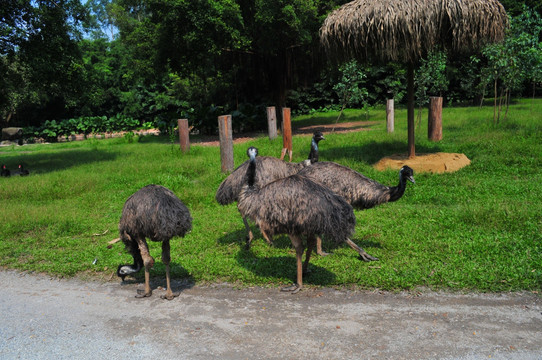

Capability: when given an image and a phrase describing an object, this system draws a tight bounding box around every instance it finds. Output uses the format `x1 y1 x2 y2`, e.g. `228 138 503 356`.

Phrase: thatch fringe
320 0 508 64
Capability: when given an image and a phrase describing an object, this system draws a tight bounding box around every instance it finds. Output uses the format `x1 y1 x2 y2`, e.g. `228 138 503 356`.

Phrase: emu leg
282 235 304 294
160 240 179 300
316 236 330 256
345 238 378 262
260 229 274 246
303 235 316 275
240 210 254 249
135 237 154 298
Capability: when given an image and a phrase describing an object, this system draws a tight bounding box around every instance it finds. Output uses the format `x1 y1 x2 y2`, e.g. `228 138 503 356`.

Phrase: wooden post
266 106 277 141
386 99 394 133
178 119 190 153
428 96 443 141
218 115 234 173
280 107 292 161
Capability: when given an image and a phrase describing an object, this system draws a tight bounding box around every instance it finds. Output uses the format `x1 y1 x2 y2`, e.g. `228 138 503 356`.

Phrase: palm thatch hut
320 0 508 158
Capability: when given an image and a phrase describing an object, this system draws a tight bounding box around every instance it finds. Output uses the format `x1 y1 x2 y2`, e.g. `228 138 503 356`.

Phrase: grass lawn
1 99 541 292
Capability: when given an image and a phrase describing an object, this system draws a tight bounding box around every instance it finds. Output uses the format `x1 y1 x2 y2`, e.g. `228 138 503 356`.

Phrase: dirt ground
373 152 471 173
1 270 541 359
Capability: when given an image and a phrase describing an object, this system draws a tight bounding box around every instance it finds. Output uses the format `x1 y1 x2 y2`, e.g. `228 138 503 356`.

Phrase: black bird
18 164 29 176
1 164 10 177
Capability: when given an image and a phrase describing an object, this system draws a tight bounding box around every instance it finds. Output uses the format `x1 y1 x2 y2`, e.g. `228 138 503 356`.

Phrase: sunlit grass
0 99 541 291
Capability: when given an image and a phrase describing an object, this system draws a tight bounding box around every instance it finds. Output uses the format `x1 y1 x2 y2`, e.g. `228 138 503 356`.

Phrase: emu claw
281 284 301 294
160 292 180 300
317 250 331 257
135 289 152 298
359 253 379 262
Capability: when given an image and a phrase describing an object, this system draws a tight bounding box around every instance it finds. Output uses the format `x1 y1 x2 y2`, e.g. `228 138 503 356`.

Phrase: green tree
332 60 368 129
414 49 448 124
1 0 91 126
482 6 542 123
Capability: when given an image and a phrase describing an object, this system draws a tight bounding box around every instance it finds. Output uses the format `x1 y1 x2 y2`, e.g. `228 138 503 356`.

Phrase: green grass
1 99 541 292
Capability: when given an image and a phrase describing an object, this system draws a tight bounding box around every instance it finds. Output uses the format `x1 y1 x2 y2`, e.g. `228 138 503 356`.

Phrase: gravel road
1 269 541 359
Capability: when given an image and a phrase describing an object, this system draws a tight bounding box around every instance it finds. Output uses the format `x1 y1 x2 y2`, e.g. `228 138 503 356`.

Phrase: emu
237 146 356 293
297 162 415 258
215 131 325 248
117 184 192 300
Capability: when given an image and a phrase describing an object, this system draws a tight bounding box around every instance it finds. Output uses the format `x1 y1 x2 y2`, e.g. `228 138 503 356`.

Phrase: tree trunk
493 78 498 125
428 96 443 141
407 63 415 159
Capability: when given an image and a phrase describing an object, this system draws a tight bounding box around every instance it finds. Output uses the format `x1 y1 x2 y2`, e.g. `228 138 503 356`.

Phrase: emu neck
308 139 319 163
388 177 407 202
247 157 257 188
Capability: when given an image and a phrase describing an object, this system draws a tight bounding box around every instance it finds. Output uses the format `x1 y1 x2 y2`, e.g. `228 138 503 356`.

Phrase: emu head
117 262 142 281
247 146 258 160
400 166 415 184
312 131 325 143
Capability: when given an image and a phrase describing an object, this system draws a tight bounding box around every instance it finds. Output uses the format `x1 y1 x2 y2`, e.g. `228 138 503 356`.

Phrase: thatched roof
320 0 508 64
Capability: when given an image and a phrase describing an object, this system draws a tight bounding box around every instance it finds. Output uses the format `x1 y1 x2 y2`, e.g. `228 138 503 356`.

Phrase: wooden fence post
218 115 234 173
266 106 277 140
280 107 292 161
386 99 394 133
178 119 190 153
428 96 443 141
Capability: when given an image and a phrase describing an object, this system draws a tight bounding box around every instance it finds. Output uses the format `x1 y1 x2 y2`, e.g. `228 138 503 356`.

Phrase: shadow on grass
216 227 298 251
235 251 337 286
0 149 118 175
293 111 377 129
319 140 443 165
318 236 383 259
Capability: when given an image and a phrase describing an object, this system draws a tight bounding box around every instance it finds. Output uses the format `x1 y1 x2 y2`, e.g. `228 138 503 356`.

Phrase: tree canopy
1 0 540 134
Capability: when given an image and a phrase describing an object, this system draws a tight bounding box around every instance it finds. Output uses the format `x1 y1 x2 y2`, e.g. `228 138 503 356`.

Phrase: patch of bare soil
295 120 377 135
373 152 471 173
194 136 255 147
194 121 375 146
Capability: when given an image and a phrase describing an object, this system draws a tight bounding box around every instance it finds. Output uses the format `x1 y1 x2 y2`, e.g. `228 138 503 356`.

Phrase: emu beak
408 176 415 184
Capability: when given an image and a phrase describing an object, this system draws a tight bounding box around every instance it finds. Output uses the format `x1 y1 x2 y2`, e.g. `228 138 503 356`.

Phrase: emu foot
160 291 180 300
317 249 331 257
359 253 379 262
281 283 301 294
135 289 152 298
244 235 252 250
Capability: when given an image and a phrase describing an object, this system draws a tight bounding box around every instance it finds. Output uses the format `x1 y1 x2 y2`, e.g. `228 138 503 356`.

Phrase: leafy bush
22 115 143 142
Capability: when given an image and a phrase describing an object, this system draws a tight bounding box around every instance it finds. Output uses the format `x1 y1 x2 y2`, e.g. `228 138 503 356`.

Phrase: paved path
1 270 541 359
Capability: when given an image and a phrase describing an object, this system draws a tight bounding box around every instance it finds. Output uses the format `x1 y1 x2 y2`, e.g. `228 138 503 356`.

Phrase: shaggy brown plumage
118 184 192 300
238 147 357 293
297 162 415 209
215 131 325 247
298 162 414 257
